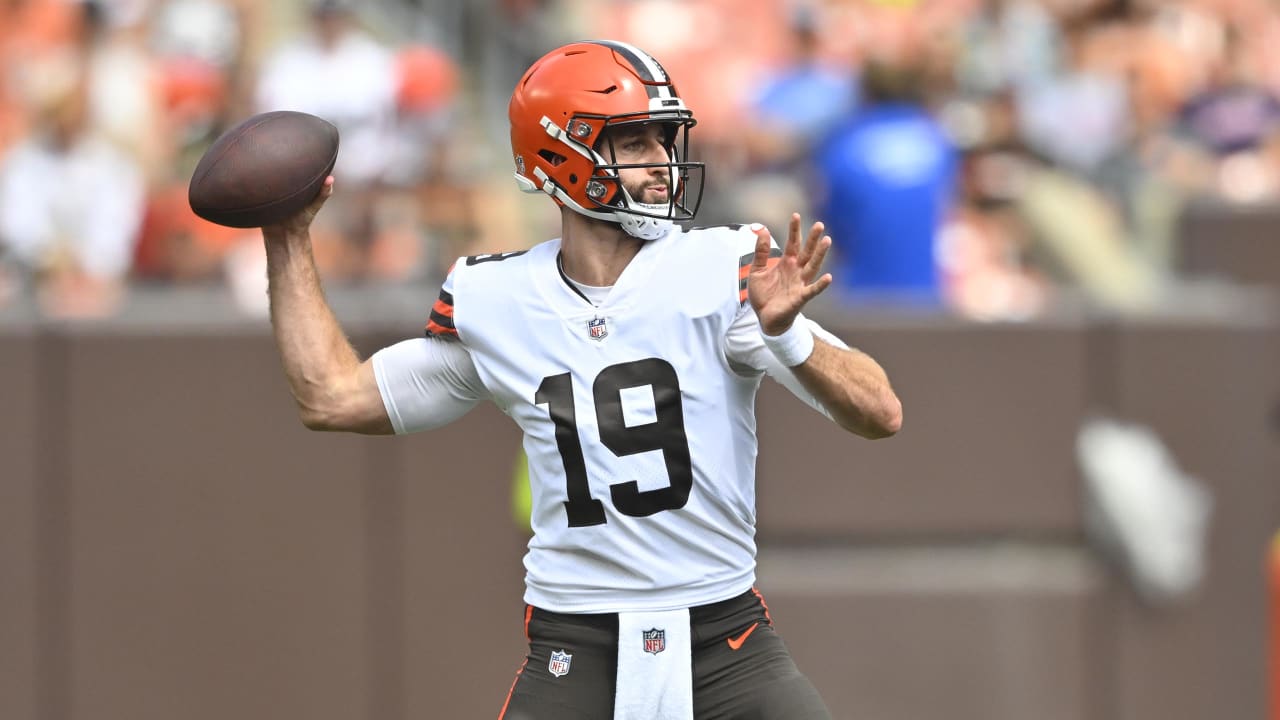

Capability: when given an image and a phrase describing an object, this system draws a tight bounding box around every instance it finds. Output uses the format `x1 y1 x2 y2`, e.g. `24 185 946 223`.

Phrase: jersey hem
522 576 757 614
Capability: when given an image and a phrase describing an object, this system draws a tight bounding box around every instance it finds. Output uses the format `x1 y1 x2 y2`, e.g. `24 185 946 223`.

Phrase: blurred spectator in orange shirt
132 0 252 285
0 0 85 156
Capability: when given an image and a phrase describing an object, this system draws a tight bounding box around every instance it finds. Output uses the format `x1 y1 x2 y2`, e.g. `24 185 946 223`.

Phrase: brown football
188 111 339 228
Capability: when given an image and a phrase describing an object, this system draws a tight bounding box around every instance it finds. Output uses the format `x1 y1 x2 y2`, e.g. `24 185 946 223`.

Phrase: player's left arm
746 214 902 439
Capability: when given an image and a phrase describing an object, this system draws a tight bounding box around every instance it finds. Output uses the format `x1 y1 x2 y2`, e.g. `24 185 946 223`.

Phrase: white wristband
761 321 815 367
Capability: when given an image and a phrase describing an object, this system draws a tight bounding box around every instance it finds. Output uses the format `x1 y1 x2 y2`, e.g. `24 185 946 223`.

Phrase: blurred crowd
2 0 1279 320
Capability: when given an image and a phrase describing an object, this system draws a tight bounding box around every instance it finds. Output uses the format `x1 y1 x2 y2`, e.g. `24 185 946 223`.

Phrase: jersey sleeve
371 337 489 434
425 262 459 340
723 303 849 422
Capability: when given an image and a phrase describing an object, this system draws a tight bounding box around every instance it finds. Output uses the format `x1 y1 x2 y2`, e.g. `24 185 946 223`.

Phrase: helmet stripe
589 40 673 99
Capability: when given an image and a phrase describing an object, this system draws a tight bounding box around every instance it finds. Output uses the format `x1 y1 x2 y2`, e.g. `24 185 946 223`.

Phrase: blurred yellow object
511 449 532 533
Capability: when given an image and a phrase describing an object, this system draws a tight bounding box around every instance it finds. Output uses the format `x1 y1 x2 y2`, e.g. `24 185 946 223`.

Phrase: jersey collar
533 227 676 323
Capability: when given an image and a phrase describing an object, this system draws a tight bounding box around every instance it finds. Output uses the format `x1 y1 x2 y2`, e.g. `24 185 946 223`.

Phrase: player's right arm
262 178 484 434
262 178 393 433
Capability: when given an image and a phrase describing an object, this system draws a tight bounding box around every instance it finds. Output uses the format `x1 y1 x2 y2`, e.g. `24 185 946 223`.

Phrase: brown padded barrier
1098 317 1280 720
756 550 1106 720
0 324 39 720
755 317 1090 538
1179 201 1280 290
392 401 528 719
60 333 373 720
1 302 1277 720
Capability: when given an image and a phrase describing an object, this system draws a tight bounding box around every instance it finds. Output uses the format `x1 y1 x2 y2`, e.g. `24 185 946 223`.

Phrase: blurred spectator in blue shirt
723 3 857 236
1173 25 1280 159
743 4 856 175
812 59 958 305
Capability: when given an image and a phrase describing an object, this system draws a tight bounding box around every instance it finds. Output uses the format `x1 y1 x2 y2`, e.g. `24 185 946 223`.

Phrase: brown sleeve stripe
425 319 457 338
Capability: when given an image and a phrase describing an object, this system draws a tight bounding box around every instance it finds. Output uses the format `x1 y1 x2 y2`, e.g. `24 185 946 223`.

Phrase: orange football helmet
509 40 704 240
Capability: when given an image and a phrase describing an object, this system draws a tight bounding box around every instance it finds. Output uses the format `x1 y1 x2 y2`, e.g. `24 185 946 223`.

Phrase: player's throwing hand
263 176 334 241
747 213 834 337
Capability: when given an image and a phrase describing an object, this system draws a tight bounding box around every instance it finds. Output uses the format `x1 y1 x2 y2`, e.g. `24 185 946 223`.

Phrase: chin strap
616 200 676 241
514 167 674 241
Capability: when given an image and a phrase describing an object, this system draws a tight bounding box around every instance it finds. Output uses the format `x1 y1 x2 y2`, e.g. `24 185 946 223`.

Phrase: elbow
873 395 904 438
298 403 340 432
294 376 391 435
295 386 348 432
849 390 902 439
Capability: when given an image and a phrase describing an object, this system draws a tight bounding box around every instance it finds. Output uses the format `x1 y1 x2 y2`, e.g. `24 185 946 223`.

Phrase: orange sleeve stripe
432 298 455 318
738 255 781 278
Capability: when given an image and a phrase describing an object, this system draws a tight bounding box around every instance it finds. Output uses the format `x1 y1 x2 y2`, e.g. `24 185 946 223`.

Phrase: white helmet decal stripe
590 40 674 100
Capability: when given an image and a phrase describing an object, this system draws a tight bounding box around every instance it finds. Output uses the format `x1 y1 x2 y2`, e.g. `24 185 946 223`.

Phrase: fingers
787 215 830 282
298 175 334 221
802 221 824 260
803 233 831 281
754 214 833 286
784 213 802 258
263 176 334 236
750 222 773 271
310 176 335 211
801 273 833 303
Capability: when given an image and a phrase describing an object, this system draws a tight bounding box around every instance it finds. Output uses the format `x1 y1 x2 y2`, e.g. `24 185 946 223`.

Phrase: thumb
750 223 771 272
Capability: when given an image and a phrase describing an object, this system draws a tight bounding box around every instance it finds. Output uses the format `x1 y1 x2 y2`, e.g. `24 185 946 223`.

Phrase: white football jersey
378 224 838 613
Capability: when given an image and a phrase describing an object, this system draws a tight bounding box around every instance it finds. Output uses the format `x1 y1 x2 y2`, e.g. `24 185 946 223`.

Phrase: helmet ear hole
538 149 567 166
569 174 578 184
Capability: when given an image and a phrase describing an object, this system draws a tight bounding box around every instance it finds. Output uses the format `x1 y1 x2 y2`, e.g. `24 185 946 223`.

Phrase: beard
624 173 673 207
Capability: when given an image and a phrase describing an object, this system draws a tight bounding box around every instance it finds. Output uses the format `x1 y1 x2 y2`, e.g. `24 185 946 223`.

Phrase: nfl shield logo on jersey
642 628 666 655
587 317 608 341
548 649 572 677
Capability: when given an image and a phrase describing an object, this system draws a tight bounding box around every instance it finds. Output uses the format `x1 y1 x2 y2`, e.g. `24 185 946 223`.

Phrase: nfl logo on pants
643 628 665 655
549 650 572 677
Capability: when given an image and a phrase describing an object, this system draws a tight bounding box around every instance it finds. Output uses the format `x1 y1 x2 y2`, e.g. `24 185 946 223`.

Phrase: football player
261 40 901 719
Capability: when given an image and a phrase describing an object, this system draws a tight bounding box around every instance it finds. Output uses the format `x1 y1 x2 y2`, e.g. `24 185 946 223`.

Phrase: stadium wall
1 303 1277 720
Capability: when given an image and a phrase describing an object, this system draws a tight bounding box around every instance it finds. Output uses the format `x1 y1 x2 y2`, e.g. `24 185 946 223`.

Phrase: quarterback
262 40 901 719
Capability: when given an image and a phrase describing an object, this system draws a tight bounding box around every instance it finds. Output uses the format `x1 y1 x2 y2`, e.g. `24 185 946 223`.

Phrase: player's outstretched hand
262 176 334 242
747 213 833 336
